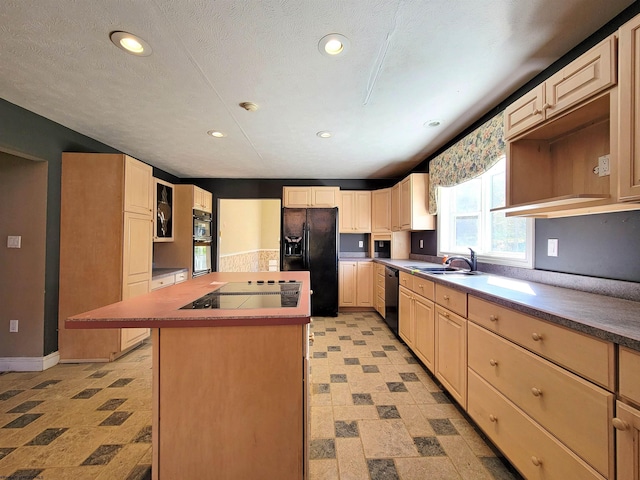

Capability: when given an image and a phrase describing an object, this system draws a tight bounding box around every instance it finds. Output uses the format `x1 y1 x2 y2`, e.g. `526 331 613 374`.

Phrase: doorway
217 199 281 272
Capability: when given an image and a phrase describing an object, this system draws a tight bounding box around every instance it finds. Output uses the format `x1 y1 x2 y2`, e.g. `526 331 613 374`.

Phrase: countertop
376 259 640 351
152 267 188 279
66 271 311 329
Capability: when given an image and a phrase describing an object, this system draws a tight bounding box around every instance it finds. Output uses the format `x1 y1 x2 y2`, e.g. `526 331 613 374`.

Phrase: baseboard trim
0 351 60 372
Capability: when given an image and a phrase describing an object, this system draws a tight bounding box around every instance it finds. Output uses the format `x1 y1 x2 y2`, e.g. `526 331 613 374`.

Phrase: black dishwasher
384 266 399 336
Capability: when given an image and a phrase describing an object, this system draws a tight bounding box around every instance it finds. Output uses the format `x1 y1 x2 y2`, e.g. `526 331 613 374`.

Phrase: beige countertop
66 271 311 329
376 259 640 351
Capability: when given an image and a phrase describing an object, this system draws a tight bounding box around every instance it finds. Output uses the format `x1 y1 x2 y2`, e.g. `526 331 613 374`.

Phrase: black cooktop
180 280 302 310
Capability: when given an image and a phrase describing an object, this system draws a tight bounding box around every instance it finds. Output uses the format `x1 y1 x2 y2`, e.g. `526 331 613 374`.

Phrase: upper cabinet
500 32 640 218
283 186 339 207
618 14 640 201
124 155 153 215
193 186 212 213
399 173 435 231
505 36 616 140
391 184 401 231
371 188 391 233
339 190 371 233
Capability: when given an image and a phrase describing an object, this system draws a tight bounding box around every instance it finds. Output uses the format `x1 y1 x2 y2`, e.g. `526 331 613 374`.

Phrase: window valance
428 112 505 214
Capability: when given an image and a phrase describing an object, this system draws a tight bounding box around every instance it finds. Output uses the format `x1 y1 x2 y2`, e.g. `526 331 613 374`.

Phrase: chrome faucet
443 248 477 271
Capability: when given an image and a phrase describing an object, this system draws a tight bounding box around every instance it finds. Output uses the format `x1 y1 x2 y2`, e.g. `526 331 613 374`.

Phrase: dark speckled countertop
375 259 640 352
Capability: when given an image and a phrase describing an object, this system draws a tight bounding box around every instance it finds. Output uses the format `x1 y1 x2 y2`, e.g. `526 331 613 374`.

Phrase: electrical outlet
358 240 363 248
9 320 18 333
547 238 558 257
7 236 21 248
419 239 424 249
598 155 610 177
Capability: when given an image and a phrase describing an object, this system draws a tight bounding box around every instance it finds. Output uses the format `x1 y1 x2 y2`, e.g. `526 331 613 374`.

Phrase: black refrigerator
281 207 339 317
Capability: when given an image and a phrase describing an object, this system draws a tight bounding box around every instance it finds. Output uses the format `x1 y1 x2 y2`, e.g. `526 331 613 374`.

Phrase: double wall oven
193 209 212 277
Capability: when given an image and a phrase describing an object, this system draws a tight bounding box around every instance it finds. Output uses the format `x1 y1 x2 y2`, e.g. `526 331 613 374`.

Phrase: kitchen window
437 156 534 268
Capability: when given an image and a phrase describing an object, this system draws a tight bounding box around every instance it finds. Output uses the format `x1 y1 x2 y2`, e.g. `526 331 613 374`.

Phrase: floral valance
428 111 505 214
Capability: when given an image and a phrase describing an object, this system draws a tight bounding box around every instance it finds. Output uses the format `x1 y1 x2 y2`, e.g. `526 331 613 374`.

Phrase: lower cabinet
375 263 385 317
339 261 373 307
398 274 435 372
614 401 640 480
434 305 467 409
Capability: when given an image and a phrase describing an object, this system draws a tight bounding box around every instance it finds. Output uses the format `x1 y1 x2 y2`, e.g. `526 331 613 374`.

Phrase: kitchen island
66 271 311 480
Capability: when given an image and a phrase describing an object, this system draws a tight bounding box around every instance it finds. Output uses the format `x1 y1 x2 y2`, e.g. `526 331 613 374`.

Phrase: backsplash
219 249 279 272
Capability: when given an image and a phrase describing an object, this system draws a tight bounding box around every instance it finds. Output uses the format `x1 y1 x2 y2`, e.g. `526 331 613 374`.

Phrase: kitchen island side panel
154 324 306 480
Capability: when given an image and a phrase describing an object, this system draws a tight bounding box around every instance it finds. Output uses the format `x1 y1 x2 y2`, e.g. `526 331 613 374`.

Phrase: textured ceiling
0 0 634 179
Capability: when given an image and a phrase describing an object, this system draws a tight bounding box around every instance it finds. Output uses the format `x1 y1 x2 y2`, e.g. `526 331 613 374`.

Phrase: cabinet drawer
375 263 385 276
468 370 606 480
175 271 187 283
435 284 466 317
412 276 434 301
620 347 640 405
151 275 175 290
468 296 614 390
376 273 385 288
376 284 384 299
468 323 613 477
399 271 412 289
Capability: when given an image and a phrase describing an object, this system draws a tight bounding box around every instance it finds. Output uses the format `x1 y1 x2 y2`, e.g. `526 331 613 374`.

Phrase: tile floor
308 312 521 480
0 312 520 479
0 340 152 480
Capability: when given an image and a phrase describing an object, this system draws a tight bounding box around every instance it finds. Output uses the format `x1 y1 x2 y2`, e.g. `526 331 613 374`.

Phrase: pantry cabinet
618 14 640 201
338 261 373 307
283 186 339 207
59 153 153 361
339 190 371 233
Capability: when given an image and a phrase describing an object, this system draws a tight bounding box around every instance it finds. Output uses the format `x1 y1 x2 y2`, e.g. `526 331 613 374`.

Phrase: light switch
7 236 21 248
419 240 424 249
358 241 364 248
547 238 558 257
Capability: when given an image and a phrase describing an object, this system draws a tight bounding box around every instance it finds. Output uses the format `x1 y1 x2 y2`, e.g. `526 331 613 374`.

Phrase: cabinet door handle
542 103 552 110
531 456 542 467
489 359 498 367
531 332 543 341
489 315 498 322
531 387 543 397
443 295 450 301
489 414 497 423
533 108 542 115
443 312 450 318
612 418 629 431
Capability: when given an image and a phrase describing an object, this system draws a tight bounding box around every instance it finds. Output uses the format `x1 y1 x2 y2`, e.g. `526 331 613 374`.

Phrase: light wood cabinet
468 296 615 390
614 401 640 480
618 14 640 201
283 186 339 207
339 190 371 233
619 347 640 405
59 153 152 361
375 263 385 317
339 261 373 307
399 174 435 231
356 261 373 307
398 273 436 371
468 323 613 477
371 188 391 232
193 185 212 213
435 305 467 408
501 33 640 217
468 370 606 480
391 184 401 231
505 35 616 139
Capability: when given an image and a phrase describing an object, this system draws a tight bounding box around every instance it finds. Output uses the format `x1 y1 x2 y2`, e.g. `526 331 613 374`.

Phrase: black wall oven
193 209 212 277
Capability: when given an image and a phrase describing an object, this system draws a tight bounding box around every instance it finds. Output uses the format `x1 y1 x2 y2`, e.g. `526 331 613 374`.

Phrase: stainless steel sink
429 270 482 276
407 266 458 272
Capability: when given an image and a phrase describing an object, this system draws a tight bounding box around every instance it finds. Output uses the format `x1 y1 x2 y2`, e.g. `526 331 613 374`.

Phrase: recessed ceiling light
207 130 226 138
318 34 350 56
110 31 152 56
317 131 332 138
239 102 259 112
424 119 442 128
